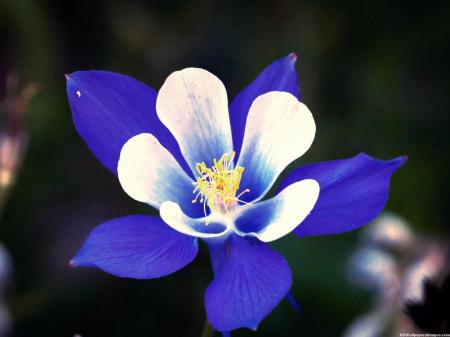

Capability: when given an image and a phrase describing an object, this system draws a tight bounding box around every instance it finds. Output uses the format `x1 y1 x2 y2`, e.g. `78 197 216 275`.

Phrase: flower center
192 151 250 216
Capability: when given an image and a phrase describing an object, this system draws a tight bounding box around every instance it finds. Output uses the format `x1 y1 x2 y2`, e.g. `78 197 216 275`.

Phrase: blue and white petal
205 235 292 331
66 71 190 176
234 179 320 242
237 91 316 202
117 133 202 218
229 53 300 157
70 215 198 279
160 201 231 240
156 68 233 173
278 153 407 237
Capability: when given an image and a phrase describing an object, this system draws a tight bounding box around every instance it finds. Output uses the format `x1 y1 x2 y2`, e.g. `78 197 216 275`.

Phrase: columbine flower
66 53 406 332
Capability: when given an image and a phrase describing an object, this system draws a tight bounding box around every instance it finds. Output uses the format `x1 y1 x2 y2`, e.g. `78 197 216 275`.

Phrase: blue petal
71 215 198 279
278 153 407 237
205 235 292 331
229 53 300 157
66 71 191 176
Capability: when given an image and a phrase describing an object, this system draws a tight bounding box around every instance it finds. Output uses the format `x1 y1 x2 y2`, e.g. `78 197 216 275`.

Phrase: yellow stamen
192 151 250 217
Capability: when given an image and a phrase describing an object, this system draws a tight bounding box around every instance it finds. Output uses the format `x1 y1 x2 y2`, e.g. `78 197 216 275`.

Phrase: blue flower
66 53 406 332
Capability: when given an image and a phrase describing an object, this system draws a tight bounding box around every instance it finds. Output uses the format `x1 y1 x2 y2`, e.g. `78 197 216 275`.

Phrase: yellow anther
192 151 250 216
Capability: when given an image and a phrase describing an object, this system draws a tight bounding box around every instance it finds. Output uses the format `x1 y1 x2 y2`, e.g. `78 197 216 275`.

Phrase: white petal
117 133 198 215
237 91 316 202
160 201 231 239
156 68 233 173
234 179 320 242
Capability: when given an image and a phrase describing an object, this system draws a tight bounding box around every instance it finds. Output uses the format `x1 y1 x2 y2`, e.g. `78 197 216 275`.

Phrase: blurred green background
0 0 449 336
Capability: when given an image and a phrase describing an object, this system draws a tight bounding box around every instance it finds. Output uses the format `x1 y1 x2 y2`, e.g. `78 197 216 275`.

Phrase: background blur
0 1 449 336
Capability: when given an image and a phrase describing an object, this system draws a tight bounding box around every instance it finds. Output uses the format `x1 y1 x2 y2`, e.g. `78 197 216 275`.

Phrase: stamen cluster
192 151 249 216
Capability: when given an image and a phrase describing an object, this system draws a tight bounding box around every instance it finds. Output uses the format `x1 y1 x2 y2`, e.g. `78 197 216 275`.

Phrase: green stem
201 319 214 337
0 186 10 223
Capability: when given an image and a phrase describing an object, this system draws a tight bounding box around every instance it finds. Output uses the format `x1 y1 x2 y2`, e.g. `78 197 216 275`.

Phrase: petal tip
288 52 298 63
69 258 77 267
390 155 408 170
399 155 409 164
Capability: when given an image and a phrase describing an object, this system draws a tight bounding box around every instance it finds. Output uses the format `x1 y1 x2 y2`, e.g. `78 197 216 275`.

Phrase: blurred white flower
362 212 414 249
343 310 390 337
348 247 399 296
401 245 446 302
